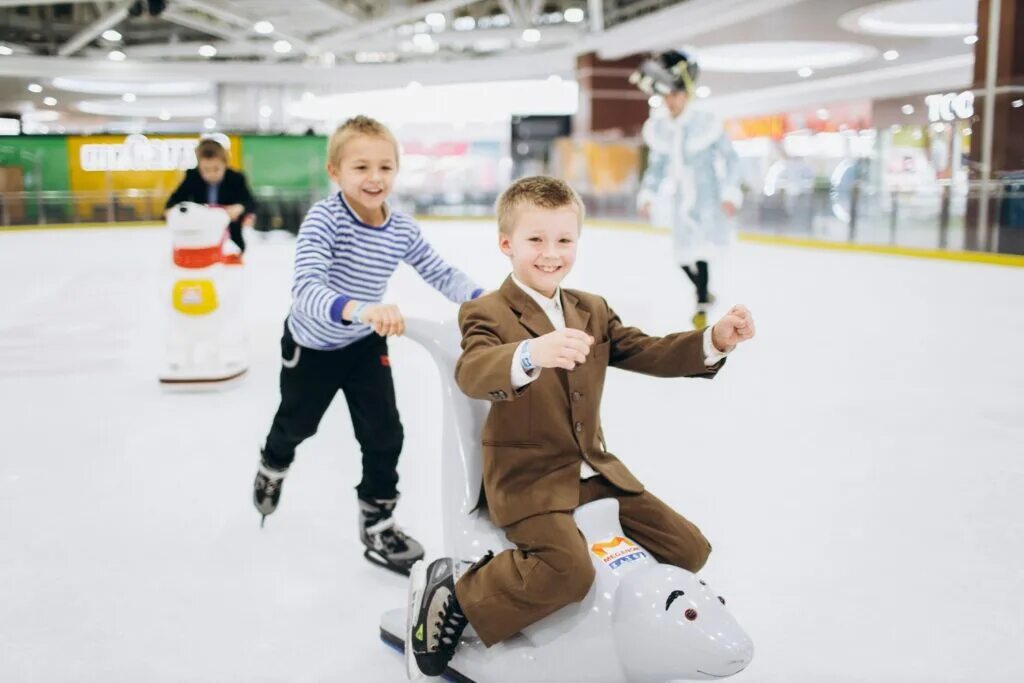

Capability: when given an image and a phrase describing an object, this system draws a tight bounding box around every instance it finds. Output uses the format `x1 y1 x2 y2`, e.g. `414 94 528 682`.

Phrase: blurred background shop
0 0 1022 254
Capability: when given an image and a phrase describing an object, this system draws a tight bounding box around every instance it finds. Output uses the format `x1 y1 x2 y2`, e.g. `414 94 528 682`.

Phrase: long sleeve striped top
287 192 483 350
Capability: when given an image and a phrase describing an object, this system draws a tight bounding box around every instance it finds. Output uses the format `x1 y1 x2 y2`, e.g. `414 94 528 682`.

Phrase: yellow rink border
5 215 1024 268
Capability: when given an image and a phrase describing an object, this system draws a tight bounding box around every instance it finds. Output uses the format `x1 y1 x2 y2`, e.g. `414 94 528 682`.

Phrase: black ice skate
359 497 424 576
406 557 469 679
253 455 288 528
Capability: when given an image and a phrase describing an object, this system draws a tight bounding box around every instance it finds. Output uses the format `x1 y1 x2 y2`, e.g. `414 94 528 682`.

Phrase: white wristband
351 302 370 323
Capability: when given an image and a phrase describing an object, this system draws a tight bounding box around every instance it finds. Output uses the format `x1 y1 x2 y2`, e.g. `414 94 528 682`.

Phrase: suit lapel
561 289 591 334
500 276 555 338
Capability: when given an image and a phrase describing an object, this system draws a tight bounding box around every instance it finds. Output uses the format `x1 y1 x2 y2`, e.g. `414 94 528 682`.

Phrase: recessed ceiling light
564 8 585 23
203 118 217 130
102 29 122 42
108 50 126 61
0 45 13 56
883 49 899 60
412 33 434 49
901 103 915 115
695 86 711 98
122 92 136 102
817 108 829 120
452 16 475 31
648 95 663 108
425 12 446 29
198 44 217 58
43 96 57 106
159 111 171 121
273 40 292 54
797 66 813 78
254 21 274 34
522 28 541 43
1012 99 1024 108
28 83 43 93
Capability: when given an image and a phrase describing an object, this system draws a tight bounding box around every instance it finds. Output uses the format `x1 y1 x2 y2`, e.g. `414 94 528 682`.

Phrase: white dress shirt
507 273 730 479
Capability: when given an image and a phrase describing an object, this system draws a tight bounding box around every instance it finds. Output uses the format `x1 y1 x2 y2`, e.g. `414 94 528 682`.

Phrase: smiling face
500 205 580 298
327 133 397 225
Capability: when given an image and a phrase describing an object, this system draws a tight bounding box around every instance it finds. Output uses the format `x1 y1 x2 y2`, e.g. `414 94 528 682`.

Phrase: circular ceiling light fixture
564 8 585 23
522 28 541 43
28 83 43 93
698 41 877 73
198 44 217 58
273 40 292 54
108 50 126 61
102 29 122 42
77 98 216 118
839 0 976 37
254 21 274 34
52 77 211 96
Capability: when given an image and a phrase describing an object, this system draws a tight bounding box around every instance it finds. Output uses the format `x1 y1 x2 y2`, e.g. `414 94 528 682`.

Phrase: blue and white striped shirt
288 192 482 350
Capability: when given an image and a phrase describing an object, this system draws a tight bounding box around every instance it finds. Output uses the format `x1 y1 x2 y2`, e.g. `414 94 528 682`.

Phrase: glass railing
3 180 1023 255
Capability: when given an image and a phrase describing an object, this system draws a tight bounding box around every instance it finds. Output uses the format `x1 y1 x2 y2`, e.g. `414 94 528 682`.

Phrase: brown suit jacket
455 276 724 528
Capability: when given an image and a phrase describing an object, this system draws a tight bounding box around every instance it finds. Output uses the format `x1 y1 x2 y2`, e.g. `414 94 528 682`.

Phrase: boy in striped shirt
254 116 483 576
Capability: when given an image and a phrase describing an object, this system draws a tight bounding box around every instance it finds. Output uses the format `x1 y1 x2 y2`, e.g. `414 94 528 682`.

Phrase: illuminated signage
925 91 974 122
79 133 230 172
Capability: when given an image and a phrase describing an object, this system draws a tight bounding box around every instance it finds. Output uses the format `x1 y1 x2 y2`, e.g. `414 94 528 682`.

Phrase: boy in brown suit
409 176 756 677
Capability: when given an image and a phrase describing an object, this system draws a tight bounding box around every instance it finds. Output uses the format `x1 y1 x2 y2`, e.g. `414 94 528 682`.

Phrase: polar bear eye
665 590 686 610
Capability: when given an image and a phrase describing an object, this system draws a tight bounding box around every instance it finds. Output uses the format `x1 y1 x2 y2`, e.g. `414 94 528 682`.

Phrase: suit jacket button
571 391 582 402
574 421 583 433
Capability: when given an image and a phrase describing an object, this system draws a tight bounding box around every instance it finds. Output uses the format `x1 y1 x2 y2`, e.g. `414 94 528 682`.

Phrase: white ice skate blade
406 560 427 680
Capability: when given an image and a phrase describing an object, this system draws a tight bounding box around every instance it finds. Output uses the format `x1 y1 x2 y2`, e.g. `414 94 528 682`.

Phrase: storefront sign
925 91 974 122
79 134 230 172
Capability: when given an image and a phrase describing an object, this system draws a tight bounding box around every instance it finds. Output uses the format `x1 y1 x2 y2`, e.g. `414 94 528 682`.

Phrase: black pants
681 260 710 303
263 321 404 501
228 220 245 253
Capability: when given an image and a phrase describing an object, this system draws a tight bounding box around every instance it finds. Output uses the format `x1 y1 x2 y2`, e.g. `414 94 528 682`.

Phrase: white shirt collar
511 273 561 313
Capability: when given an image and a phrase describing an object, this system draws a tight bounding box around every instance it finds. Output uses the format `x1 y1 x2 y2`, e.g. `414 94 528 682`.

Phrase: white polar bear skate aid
379 319 754 682
158 202 248 387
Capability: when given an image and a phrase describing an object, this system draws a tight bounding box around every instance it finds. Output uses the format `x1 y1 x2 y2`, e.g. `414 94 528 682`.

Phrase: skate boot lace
259 475 282 497
365 515 412 553
432 594 468 652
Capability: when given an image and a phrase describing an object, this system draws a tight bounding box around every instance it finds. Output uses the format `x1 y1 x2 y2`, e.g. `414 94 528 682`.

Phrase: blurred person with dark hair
630 50 742 328
166 138 256 254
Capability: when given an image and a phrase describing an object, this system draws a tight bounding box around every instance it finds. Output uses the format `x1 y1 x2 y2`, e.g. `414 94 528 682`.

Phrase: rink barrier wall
4 216 1024 268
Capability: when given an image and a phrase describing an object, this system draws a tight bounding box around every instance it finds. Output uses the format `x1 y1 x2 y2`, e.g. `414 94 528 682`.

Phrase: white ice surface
1 222 1022 682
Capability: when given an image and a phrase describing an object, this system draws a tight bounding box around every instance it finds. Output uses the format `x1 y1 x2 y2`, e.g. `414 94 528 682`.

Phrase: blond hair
327 115 400 169
496 175 585 235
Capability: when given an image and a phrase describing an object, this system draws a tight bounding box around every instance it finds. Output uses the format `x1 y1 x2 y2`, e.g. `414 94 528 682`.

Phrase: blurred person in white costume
631 50 742 328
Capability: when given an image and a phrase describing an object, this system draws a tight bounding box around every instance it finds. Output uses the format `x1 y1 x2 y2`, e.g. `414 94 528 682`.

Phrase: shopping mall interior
1 1 1022 682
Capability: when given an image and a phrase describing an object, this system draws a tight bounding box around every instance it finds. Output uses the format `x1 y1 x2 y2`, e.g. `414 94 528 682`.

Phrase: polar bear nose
684 608 698 621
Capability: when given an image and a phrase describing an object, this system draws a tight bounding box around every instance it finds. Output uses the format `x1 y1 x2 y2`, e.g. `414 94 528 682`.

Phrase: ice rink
2 220 1022 683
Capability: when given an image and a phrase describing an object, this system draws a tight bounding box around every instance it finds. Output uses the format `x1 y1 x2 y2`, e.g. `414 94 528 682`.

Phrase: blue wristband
520 340 536 373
